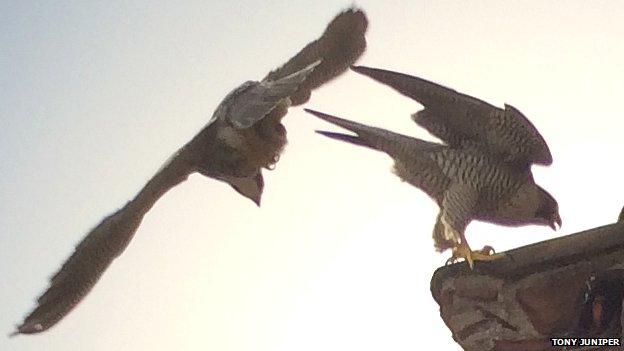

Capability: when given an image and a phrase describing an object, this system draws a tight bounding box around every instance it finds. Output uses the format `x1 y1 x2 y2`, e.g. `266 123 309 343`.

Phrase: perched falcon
305 66 560 268
12 8 367 336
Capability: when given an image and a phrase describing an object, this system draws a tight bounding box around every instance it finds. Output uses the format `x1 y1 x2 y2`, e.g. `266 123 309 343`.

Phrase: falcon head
228 172 264 207
534 186 561 230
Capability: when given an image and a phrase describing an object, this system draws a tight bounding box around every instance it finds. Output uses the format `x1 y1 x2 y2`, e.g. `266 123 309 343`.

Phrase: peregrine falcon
305 66 560 268
12 8 367 336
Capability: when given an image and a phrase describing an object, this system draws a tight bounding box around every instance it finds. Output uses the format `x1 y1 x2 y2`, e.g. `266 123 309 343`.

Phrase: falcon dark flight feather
306 69 560 268
351 66 553 169
12 8 367 336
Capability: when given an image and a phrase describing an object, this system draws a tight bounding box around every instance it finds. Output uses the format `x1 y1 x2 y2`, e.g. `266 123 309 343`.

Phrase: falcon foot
446 243 505 270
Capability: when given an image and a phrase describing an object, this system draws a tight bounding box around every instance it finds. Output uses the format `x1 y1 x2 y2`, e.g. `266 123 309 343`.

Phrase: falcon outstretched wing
351 65 553 167
264 8 368 106
11 204 142 336
11 150 190 336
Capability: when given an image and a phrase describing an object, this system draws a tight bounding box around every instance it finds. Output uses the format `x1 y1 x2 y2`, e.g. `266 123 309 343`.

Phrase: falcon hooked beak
549 212 562 230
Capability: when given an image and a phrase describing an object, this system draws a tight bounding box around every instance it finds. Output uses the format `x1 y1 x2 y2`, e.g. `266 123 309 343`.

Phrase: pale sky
2 1 623 350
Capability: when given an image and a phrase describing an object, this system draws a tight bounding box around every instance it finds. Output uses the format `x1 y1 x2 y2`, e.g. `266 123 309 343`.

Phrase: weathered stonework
431 221 624 350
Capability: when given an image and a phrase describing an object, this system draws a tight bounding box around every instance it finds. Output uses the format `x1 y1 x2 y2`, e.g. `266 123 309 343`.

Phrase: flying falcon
305 65 561 268
12 8 367 336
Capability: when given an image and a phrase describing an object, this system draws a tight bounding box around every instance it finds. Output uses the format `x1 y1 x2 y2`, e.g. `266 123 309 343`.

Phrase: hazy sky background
2 1 623 350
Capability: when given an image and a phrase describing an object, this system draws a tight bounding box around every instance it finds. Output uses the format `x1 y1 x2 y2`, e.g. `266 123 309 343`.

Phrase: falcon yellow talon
448 243 504 269
480 245 495 255
471 250 506 262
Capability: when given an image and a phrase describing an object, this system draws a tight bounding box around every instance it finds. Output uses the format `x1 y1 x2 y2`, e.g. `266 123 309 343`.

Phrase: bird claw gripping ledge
430 216 624 351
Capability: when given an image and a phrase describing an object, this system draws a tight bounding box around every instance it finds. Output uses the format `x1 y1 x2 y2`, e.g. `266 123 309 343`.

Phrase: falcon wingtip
350 65 369 74
304 108 348 126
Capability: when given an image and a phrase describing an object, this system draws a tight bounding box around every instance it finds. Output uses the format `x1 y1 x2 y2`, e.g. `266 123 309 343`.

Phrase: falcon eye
534 203 552 220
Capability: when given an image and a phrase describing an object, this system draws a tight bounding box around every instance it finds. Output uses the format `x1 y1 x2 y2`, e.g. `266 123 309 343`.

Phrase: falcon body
13 8 368 336
396 147 550 227
306 65 560 266
172 65 320 206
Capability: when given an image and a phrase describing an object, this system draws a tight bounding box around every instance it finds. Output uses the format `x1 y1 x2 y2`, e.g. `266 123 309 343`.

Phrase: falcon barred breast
305 65 561 268
12 8 368 336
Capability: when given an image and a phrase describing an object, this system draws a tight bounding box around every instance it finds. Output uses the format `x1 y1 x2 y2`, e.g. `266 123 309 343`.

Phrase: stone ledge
431 219 624 351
